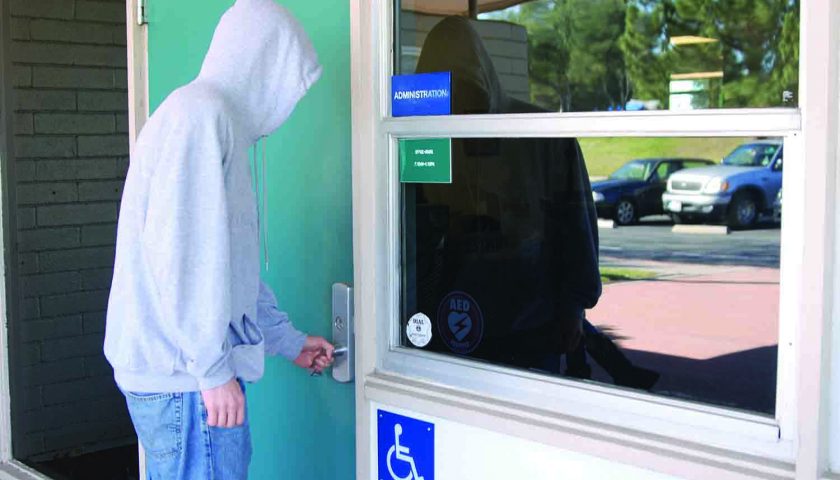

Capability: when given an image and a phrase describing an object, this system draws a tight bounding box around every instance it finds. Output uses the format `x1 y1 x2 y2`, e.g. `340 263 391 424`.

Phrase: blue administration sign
391 72 451 117
377 409 435 480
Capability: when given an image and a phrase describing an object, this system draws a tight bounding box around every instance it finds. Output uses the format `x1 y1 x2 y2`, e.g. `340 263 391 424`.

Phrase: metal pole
468 0 478 18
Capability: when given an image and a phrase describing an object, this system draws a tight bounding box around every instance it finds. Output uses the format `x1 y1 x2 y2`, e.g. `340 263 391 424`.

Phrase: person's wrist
281 331 308 361
196 366 236 391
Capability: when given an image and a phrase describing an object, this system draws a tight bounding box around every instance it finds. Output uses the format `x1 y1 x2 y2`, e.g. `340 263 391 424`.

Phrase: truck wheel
728 192 758 229
614 200 637 225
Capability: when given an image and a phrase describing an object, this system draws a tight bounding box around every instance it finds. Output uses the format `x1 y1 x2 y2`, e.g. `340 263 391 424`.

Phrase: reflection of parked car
592 158 714 225
662 140 784 228
773 188 782 223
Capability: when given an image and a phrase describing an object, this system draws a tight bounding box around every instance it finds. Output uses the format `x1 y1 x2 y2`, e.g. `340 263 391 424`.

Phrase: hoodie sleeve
141 113 235 391
256 281 307 360
545 138 603 322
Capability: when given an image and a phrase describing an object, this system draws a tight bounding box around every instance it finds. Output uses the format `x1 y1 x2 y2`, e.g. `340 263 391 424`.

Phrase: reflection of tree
768 4 799 105
620 2 671 106
496 0 629 112
492 0 799 110
621 0 800 108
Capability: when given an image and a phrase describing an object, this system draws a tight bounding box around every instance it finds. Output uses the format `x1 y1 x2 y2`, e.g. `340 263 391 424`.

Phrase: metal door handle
331 284 354 383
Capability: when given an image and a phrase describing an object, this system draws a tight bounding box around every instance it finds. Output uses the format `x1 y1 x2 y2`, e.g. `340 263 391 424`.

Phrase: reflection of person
567 320 660 390
409 16 658 390
104 1 333 478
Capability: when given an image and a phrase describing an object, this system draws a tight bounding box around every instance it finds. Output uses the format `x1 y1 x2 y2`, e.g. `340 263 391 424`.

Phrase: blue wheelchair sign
377 409 434 480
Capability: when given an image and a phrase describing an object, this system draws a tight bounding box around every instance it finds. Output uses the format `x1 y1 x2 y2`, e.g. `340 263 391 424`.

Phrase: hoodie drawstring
251 138 270 271
261 137 269 271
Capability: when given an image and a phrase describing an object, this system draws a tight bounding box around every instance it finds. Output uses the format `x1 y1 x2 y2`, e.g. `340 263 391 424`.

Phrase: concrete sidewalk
587 262 779 413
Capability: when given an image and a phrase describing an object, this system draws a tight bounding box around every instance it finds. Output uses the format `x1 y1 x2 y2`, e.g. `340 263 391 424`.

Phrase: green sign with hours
399 138 452 184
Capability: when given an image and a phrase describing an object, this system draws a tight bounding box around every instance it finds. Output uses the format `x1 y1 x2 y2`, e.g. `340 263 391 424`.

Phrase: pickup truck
661 140 783 228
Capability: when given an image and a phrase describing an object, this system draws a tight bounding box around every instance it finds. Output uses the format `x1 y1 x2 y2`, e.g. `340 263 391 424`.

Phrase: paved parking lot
588 218 781 414
599 217 781 268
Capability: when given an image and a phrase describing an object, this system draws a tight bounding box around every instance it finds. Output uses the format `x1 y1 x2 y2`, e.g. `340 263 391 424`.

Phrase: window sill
365 370 795 480
0 461 50 480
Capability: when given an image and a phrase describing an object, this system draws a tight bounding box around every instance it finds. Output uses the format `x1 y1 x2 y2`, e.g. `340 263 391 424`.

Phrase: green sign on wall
399 138 452 184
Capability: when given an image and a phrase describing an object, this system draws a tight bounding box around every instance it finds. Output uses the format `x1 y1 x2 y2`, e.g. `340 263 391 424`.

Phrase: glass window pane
396 1 800 113
400 135 782 414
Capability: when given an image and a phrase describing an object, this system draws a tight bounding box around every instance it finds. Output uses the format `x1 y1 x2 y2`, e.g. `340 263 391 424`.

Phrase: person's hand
201 378 245 428
293 336 335 373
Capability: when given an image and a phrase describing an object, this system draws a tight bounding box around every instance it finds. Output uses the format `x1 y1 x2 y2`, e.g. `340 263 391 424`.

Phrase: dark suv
592 158 714 225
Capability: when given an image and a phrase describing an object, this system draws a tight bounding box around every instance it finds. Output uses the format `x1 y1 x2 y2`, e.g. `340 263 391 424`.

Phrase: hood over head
198 0 322 142
415 16 503 115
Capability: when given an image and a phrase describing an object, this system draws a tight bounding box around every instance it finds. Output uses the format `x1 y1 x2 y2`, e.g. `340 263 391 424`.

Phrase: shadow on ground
585 345 778 415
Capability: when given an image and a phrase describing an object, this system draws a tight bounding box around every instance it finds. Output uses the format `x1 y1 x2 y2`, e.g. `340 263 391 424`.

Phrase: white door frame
127 0 150 154
795 1 840 477
125 0 149 478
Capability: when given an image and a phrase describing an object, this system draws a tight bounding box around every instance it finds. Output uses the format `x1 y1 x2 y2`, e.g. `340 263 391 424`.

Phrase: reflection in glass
401 134 781 414
722 142 782 167
397 0 800 112
403 18 606 380
610 160 657 182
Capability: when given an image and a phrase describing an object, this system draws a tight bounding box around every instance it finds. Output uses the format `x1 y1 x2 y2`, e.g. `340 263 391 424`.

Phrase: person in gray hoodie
104 1 333 477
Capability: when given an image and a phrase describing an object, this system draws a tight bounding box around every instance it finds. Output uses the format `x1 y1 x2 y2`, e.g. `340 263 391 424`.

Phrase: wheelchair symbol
386 424 425 480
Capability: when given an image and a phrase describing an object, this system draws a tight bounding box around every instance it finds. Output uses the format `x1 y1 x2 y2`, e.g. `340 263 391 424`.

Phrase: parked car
773 188 783 223
662 140 783 228
592 158 714 225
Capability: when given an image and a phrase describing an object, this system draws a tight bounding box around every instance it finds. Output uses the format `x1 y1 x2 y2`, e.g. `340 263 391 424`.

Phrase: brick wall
6 0 133 461
399 11 531 103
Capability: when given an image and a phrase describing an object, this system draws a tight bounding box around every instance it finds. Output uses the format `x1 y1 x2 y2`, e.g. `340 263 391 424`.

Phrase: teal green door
146 1 355 478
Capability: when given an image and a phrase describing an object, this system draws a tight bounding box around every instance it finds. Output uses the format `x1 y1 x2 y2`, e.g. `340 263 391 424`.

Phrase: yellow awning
671 71 724 80
670 35 719 46
401 0 529 16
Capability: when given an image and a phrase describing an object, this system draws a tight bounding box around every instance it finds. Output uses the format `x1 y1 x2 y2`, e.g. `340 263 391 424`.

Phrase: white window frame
351 0 840 478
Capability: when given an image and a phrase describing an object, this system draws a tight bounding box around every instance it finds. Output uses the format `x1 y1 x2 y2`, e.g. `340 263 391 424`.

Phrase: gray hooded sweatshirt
105 0 322 393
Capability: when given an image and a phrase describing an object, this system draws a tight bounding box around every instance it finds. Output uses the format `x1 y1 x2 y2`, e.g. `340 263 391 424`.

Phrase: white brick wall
5 0 133 461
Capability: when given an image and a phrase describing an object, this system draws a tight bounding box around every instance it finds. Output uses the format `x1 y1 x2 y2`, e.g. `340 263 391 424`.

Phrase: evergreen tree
488 0 799 109
622 0 799 108
500 0 628 111
620 1 672 106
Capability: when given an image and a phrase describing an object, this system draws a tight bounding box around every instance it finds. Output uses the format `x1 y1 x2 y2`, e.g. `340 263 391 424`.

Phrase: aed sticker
437 291 483 354
406 313 432 348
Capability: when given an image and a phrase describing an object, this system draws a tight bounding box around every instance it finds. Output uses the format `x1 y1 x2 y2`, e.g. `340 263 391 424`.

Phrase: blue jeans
123 382 251 480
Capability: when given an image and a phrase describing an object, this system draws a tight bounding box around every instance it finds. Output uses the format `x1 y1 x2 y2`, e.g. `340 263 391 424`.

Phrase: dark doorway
1 0 137 478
